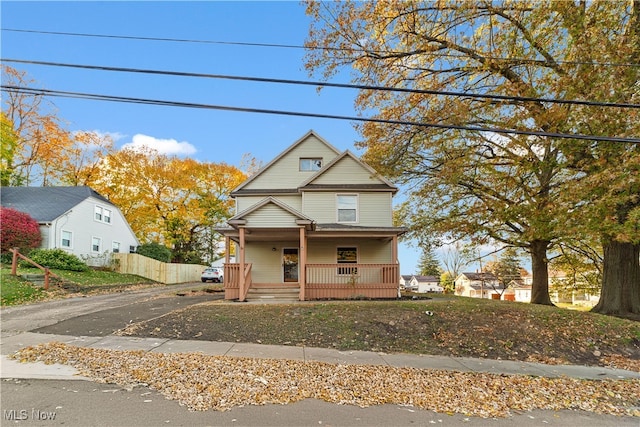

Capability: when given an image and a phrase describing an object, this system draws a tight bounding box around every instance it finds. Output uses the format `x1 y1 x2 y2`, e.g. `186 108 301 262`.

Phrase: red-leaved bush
0 207 42 254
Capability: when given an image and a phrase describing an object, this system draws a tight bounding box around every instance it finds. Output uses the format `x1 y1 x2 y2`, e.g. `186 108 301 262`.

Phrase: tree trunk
530 239 554 305
592 240 640 315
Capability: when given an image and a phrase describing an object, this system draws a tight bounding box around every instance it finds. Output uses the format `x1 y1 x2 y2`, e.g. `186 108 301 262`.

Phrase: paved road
1 283 638 427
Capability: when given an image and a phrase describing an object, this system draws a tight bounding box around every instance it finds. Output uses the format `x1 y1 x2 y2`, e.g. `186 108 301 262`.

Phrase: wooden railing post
11 248 18 275
44 268 50 290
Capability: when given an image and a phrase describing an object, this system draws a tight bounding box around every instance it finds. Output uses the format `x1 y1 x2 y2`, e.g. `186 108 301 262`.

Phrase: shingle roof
1 186 112 222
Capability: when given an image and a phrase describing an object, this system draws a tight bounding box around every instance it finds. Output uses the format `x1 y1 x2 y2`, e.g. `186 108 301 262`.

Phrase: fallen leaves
11 342 640 418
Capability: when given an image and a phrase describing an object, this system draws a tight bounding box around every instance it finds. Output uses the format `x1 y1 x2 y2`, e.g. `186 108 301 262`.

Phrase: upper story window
337 194 358 223
95 206 112 224
299 158 322 171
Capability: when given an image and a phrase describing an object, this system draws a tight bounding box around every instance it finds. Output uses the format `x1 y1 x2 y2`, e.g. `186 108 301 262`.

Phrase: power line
3 84 639 144
3 28 639 69
4 58 639 109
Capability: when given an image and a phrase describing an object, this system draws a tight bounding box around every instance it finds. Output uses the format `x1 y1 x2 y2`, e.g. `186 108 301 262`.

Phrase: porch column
299 227 307 301
392 235 399 281
239 227 246 301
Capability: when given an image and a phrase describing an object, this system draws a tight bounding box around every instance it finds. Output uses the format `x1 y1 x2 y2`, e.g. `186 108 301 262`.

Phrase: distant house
400 275 415 290
1 186 139 265
454 272 504 299
215 130 406 301
414 275 443 293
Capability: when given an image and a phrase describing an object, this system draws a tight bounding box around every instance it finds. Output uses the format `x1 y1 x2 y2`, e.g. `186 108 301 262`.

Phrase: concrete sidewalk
2 331 638 381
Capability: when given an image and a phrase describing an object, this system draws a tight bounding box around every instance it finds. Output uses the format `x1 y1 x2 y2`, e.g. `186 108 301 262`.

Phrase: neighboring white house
401 274 442 293
454 272 505 299
215 130 406 301
1 186 139 265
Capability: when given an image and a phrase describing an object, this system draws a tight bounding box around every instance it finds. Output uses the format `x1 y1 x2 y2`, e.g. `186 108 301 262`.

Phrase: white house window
337 247 358 275
299 158 322 171
337 194 358 223
94 206 112 224
92 237 101 253
112 241 121 253
61 230 72 248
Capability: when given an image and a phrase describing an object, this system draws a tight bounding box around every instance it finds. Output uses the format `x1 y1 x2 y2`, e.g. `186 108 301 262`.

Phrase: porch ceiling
224 227 402 243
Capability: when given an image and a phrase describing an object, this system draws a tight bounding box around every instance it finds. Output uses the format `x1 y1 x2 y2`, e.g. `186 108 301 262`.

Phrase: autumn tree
0 207 42 254
0 112 20 186
304 1 639 309
84 146 246 263
2 66 73 186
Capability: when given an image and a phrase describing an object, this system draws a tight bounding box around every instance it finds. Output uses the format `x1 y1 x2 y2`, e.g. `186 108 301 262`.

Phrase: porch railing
223 263 399 300
223 263 252 300
305 263 399 299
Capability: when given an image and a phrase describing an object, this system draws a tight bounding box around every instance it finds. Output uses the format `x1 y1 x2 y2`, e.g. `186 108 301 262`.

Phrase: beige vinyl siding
244 204 300 227
307 239 392 264
303 192 393 226
243 135 339 190
236 195 302 214
246 241 299 283
312 156 383 185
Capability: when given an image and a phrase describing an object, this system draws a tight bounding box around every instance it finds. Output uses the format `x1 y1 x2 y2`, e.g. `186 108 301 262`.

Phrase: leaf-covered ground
12 342 640 417
117 296 640 371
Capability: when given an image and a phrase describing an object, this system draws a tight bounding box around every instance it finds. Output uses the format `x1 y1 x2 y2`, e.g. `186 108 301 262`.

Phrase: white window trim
60 230 73 249
112 241 121 253
94 205 113 225
336 193 359 223
91 236 102 253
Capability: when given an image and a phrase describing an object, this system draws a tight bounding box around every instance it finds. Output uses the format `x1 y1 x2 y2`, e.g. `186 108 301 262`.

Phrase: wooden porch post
224 236 230 263
299 227 307 301
239 227 246 301
392 235 399 282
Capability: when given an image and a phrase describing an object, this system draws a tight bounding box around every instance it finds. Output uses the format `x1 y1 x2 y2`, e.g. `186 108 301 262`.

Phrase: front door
283 248 299 282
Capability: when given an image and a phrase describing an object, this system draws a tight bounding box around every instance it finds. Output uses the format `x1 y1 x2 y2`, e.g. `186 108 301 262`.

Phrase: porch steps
246 287 300 303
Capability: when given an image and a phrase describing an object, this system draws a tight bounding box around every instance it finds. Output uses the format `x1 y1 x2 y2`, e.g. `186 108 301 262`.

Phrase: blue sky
2 1 430 273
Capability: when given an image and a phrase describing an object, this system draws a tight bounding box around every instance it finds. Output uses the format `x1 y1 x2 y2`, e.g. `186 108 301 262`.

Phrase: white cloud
121 134 197 156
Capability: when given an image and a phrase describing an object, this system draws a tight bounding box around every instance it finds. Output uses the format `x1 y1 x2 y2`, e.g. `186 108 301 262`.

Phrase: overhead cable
3 58 639 109
3 84 638 144
3 28 639 68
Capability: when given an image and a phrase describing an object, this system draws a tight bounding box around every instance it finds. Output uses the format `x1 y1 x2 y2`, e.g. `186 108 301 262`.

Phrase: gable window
337 247 358 275
337 194 358 223
299 158 322 171
112 241 121 253
95 206 112 224
61 230 72 248
92 237 101 253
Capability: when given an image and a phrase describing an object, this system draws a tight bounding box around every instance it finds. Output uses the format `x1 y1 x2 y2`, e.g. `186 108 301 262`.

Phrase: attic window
300 158 322 171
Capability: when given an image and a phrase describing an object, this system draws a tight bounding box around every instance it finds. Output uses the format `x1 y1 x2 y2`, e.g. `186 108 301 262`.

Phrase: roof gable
229 197 314 228
299 151 397 193
1 186 112 222
232 130 341 194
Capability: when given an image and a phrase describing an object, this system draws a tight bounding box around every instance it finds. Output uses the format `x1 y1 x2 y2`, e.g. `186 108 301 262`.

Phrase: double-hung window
337 194 358 223
112 241 121 253
95 206 112 224
92 237 101 253
61 230 72 248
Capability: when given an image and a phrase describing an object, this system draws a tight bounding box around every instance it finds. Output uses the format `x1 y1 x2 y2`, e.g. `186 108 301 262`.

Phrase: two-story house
1 186 139 265
216 131 406 301
454 272 504 299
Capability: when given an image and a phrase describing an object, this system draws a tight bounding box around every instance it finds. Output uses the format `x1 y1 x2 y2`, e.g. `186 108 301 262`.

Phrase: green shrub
136 242 172 263
22 249 89 272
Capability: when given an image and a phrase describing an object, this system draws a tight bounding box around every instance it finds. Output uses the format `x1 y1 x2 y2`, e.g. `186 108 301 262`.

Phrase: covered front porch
219 224 403 301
